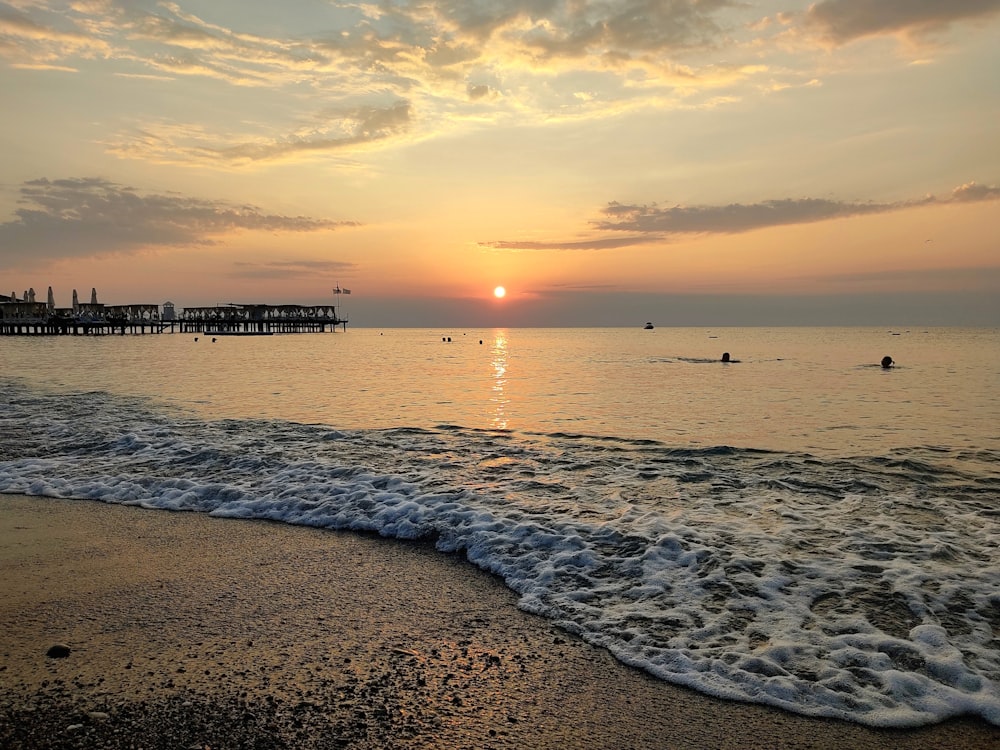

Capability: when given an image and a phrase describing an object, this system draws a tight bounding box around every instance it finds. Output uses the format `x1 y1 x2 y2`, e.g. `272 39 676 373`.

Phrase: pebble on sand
45 644 71 659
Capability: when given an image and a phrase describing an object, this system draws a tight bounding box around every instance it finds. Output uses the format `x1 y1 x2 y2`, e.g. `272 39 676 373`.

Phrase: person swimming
881 355 894 369
722 352 731 362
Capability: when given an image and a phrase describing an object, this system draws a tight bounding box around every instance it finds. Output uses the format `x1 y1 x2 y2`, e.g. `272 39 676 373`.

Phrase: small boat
643 322 654 330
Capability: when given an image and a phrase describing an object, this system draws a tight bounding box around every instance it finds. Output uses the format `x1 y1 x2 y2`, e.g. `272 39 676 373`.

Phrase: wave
1 379 998 728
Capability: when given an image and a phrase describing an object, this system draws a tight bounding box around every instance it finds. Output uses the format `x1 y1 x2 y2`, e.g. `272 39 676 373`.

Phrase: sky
1 0 998 327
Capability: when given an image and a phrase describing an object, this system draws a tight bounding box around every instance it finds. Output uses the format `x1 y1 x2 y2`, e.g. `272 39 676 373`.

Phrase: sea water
1 327 997 727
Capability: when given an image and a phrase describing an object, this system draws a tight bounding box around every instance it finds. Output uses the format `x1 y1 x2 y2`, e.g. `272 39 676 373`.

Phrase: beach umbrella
91 288 98 304
47 286 55 310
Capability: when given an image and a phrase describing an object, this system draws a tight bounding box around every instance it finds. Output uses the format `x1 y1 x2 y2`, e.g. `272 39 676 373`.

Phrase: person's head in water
881 355 894 369
721 352 731 362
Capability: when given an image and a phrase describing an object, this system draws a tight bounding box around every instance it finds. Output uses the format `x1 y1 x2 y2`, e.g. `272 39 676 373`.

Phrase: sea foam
1 380 998 727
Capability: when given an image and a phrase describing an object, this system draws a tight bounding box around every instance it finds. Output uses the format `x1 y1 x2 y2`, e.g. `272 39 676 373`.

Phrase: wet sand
1 493 996 749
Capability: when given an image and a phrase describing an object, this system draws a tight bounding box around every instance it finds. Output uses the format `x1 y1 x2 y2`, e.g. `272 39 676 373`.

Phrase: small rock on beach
46 644 71 659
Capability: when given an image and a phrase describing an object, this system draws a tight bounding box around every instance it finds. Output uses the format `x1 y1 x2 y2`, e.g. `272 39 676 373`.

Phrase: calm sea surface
1 327 998 727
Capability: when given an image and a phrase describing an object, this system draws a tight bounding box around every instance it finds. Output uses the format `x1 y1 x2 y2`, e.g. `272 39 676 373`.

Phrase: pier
0 288 348 336
171 303 347 335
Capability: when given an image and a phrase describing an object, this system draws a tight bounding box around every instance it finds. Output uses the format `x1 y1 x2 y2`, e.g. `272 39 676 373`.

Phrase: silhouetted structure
0 288 348 335
174 303 346 334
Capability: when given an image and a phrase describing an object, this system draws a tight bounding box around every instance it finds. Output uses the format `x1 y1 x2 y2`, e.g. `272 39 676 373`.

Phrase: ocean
1 326 998 728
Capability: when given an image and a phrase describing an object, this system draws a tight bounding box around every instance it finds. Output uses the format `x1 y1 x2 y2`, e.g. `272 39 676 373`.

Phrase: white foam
1 381 998 728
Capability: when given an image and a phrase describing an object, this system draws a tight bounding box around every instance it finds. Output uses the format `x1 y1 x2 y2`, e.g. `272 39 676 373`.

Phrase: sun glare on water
494 286 506 299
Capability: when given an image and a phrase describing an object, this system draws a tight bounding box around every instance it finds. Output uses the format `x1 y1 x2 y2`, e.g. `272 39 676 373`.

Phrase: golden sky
1 0 998 325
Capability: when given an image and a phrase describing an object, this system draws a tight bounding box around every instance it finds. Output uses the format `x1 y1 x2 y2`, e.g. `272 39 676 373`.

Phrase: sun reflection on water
490 332 509 430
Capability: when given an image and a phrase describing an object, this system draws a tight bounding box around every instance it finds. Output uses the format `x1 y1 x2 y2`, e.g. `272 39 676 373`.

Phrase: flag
342 288 351 295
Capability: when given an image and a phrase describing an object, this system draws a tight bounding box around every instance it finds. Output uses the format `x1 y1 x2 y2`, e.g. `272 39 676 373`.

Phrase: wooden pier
0 294 348 336
0 301 167 335
170 304 347 335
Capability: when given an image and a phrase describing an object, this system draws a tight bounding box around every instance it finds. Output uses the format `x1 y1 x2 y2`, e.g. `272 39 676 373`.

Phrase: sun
493 285 506 299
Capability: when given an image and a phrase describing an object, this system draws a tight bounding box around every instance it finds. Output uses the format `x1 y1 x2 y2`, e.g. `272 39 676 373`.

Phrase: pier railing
0 301 347 335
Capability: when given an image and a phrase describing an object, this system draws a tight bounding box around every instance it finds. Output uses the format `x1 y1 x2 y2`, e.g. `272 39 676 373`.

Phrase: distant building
162 301 176 321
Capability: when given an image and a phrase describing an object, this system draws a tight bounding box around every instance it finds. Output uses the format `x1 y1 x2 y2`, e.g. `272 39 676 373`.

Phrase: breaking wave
1 379 998 727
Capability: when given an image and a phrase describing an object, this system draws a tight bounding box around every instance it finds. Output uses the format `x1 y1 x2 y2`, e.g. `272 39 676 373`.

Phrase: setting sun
493 286 506 299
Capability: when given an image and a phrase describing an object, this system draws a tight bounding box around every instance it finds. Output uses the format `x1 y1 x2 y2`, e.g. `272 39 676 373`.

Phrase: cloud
437 0 736 55
802 0 1000 44
0 4 112 67
467 82 497 100
0 177 358 266
124 5 338 87
1 1 759 143
950 180 1000 202
513 0 735 59
5 0 997 169
107 102 413 165
594 196 908 234
230 260 357 280
594 182 999 235
480 180 1000 249
480 235 664 251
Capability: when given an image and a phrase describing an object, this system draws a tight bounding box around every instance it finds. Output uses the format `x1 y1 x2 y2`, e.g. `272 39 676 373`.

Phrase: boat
643 322 654 330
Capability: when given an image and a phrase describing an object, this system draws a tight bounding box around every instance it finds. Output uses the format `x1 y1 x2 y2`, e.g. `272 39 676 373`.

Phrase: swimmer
722 352 730 362
881 355 894 369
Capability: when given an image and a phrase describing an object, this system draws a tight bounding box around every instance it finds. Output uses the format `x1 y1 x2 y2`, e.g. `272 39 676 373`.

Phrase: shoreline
1 493 996 749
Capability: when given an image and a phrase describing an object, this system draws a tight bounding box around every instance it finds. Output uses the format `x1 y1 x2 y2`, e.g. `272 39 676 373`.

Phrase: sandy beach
1 493 996 749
